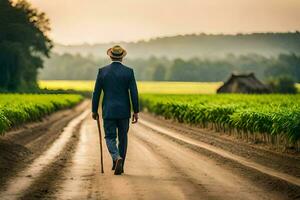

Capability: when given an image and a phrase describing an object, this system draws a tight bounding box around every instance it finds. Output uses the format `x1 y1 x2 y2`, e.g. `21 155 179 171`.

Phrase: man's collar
112 61 122 63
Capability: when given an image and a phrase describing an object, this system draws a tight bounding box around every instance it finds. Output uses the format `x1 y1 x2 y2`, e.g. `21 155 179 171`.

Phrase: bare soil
0 100 89 189
20 121 82 200
140 113 300 177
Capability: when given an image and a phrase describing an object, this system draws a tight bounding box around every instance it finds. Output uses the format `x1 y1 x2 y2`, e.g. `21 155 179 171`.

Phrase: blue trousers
103 118 129 166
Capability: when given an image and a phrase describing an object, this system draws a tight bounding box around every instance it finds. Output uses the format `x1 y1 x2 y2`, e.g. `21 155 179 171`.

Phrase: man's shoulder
122 63 133 72
120 64 133 71
98 64 110 72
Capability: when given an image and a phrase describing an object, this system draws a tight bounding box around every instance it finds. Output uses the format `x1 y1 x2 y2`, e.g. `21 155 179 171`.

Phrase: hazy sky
27 0 300 44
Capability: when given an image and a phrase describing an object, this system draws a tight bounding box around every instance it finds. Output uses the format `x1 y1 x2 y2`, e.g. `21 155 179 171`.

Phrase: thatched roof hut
217 73 270 94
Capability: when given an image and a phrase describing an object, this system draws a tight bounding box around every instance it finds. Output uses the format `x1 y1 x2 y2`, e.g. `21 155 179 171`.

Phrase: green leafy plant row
0 94 83 135
140 94 300 148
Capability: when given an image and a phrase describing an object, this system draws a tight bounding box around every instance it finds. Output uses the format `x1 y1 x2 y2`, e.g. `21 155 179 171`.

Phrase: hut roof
217 73 270 93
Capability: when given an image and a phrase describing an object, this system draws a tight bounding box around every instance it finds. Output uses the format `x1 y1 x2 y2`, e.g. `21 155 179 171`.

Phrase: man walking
92 45 139 175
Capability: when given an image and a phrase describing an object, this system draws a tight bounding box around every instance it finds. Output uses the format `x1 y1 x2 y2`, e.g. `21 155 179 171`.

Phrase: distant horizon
56 31 300 46
26 0 300 45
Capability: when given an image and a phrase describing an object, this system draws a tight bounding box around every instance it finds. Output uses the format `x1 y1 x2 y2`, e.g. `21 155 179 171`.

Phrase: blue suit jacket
92 62 139 119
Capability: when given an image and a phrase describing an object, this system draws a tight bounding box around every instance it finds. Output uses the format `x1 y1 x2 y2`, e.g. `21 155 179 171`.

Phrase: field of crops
140 94 300 149
39 80 222 94
0 94 83 135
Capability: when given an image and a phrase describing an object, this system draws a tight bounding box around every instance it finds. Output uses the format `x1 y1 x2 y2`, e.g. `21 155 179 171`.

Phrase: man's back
92 61 139 119
92 45 138 175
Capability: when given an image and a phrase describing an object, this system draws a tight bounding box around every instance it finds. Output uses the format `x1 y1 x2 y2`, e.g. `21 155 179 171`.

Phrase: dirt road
0 104 299 200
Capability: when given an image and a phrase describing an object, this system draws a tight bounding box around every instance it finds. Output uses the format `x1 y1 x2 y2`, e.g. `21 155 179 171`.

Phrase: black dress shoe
114 158 123 175
112 160 116 170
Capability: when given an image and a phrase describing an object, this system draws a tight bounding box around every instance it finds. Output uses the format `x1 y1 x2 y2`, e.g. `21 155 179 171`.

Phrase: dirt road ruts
1 104 299 200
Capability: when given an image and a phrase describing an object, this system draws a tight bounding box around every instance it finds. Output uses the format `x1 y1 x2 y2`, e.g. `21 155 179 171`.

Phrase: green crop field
39 80 222 94
38 80 300 149
0 94 83 135
140 94 300 149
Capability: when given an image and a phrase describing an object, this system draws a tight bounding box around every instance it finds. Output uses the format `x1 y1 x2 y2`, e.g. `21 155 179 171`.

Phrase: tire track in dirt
133 124 283 200
20 121 83 200
128 135 217 200
0 110 90 200
54 117 105 200
0 101 89 188
140 113 300 177
139 118 300 187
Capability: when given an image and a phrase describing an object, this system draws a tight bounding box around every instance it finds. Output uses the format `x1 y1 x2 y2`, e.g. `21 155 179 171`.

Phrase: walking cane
96 118 104 173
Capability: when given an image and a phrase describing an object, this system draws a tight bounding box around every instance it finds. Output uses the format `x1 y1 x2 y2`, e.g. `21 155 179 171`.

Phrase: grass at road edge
0 94 83 135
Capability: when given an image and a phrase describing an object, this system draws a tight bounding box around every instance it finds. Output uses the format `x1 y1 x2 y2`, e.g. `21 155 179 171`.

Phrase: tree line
39 53 300 83
55 32 300 59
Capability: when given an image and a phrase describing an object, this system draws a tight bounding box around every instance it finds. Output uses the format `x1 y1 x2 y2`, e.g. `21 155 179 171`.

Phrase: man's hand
92 112 99 120
132 113 139 124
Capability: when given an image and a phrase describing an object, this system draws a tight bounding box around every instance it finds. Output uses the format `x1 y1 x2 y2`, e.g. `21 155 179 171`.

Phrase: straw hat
107 45 127 59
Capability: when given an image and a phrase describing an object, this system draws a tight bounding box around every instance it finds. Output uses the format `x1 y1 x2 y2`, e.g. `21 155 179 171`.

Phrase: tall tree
0 0 52 91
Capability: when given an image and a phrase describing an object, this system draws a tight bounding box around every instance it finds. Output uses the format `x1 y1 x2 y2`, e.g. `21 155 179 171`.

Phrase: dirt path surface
1 106 299 200
0 100 89 188
139 118 300 187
